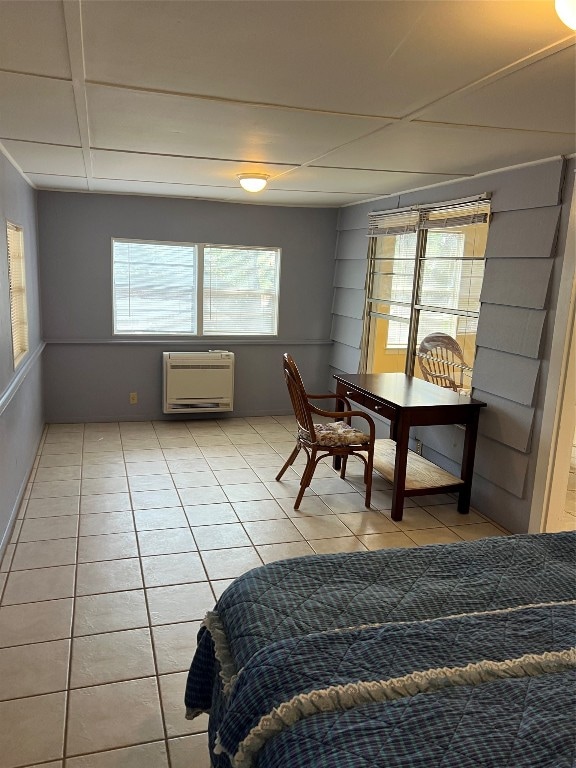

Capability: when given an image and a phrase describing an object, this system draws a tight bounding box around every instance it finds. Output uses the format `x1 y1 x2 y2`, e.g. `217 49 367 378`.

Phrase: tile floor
0 415 509 768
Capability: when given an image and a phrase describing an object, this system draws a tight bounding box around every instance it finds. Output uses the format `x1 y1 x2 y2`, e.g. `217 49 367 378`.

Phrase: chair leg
276 444 300 481
364 450 374 509
339 455 348 479
294 450 317 509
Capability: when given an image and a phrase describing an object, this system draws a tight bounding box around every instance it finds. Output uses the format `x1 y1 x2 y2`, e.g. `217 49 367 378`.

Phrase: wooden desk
333 373 486 521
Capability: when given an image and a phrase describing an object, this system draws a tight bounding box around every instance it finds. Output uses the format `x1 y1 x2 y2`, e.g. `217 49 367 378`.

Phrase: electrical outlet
414 439 423 455
129 392 138 405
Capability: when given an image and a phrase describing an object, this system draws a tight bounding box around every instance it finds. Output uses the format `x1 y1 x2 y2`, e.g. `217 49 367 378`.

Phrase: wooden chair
276 354 376 509
417 332 467 391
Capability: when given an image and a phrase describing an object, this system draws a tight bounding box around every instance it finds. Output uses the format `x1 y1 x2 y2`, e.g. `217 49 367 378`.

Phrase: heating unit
162 351 234 414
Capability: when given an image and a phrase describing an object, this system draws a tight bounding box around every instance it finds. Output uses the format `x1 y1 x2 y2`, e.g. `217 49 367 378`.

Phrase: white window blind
113 240 198 335
6 222 29 368
203 246 279 335
112 239 280 336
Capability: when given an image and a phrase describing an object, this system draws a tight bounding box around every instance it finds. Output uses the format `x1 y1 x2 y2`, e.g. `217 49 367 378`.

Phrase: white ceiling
0 0 574 207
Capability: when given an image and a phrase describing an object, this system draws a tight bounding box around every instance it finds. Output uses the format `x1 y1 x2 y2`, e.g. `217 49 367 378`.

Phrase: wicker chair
276 354 375 509
417 332 468 391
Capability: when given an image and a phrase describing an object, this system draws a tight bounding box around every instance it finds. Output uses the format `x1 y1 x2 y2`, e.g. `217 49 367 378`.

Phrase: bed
185 531 576 767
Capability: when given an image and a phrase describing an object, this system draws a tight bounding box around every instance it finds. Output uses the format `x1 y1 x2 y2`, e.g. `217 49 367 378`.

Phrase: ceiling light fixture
555 0 576 29
237 173 269 193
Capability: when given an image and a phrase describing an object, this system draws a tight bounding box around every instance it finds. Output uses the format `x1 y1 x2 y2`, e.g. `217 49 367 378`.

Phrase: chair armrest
306 393 353 411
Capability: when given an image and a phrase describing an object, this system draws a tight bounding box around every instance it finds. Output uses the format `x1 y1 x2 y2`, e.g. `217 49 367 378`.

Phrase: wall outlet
129 392 138 405
414 438 423 455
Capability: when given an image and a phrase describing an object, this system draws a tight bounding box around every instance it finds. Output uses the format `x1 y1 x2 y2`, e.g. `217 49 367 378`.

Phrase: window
6 222 29 368
360 198 491 392
112 240 280 336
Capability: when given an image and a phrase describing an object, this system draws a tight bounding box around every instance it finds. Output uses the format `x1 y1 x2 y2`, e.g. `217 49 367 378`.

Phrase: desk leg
391 418 410 522
458 415 480 514
333 383 346 472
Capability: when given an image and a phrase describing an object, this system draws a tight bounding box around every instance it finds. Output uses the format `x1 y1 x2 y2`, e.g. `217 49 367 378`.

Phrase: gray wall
0 152 44 557
38 192 337 421
331 158 574 534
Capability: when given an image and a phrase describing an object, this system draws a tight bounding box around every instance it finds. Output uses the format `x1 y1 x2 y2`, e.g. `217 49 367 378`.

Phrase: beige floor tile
82 462 127 479
2 564 76 605
222 482 274 503
77 531 139 563
414 492 457 507
82 452 125 466
83 439 123 453
184 503 238 526
245 453 286 467
0 639 70 700
152 620 202 674
11 538 77 570
80 493 132 514
279 496 335 517
200 546 263 580
357 532 416 550
309 477 356 496
125 460 170 476
211 579 235 599
0 692 66 768
30 479 81 499
336 510 400 535
179 485 229 506
263 479 313 499
146 581 215 625
66 678 164 756
192 522 251 550
38 453 82 468
9 519 22 544
213 468 260 486
138 527 197 556
318 492 371 514
172 471 219 489
42 442 82 456
251 465 298 482
232 499 287 522
159 672 209 737
159 436 198 449
67 741 169 768
35 465 81 482
76 558 143 596
134 507 189 531
257 541 315 563
243 518 304 546
381 506 446 530
406 528 464 546
132 488 182 510
81 477 129 495
0 597 73 647
310 537 367 555
199 446 242 459
24 762 62 767
142 552 207 587
423 503 486 526
0 572 6 595
205 455 250 470
74 590 149 636
291 515 353 540
19 515 79 543
162 447 203 461
449 523 508 541
370 489 419 511
79 511 135 536
24 496 80 518
127 473 176 491
195 435 232 447
71 628 155 687
167 458 211 474
124 449 165 463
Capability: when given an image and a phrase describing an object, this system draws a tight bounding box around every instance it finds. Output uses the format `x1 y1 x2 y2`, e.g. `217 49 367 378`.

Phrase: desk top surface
334 373 487 410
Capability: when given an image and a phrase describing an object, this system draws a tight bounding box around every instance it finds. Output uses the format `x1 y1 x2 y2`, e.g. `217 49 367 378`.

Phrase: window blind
6 222 29 367
113 240 198 335
203 246 280 335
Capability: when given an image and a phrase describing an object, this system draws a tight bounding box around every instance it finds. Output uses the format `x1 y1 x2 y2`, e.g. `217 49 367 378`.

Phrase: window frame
360 196 491 386
6 221 29 369
111 238 281 337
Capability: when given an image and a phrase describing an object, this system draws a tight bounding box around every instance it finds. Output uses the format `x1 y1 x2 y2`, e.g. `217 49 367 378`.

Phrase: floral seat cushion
299 422 370 447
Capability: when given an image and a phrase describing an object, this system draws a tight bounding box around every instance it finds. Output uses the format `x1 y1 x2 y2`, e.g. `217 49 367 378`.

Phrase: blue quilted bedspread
184 532 576 767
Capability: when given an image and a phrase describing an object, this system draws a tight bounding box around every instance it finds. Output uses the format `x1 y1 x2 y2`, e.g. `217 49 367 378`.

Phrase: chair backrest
417 333 467 391
282 354 316 437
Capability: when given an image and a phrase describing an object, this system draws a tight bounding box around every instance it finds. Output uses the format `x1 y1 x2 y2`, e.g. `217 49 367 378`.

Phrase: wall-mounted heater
163 351 235 414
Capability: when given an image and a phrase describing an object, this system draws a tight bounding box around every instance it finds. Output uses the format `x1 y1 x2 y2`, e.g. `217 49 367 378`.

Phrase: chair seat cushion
299 422 370 447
